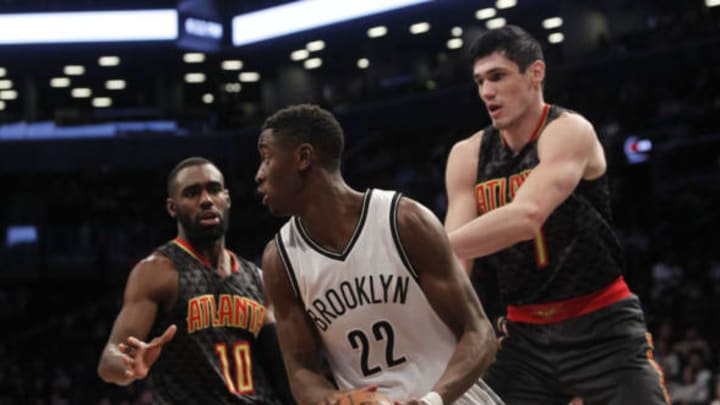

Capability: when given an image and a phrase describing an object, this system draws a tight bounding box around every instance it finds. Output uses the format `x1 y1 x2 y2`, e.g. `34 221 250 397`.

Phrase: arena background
0 0 719 403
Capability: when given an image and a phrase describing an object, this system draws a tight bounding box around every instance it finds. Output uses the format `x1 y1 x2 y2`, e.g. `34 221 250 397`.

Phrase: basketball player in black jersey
444 26 669 404
97 157 293 404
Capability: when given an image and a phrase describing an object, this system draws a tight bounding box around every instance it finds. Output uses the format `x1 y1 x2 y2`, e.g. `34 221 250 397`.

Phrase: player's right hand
319 385 378 405
118 324 177 380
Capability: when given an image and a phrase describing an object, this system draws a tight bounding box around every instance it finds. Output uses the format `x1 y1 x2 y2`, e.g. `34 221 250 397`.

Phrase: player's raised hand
119 324 177 379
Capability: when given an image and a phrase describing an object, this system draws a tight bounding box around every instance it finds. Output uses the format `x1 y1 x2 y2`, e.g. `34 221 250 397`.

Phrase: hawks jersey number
348 320 407 377
215 341 253 395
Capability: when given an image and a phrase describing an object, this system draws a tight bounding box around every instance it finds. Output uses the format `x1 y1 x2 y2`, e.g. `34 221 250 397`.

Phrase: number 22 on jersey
348 320 407 377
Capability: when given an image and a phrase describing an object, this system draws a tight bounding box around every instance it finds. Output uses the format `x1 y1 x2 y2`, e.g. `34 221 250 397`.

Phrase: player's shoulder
450 129 484 156
549 108 595 136
133 250 175 274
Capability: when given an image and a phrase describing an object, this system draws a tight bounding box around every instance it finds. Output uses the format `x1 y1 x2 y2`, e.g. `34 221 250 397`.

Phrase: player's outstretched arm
396 197 497 404
262 240 342 405
444 132 484 274
449 114 601 260
97 254 177 385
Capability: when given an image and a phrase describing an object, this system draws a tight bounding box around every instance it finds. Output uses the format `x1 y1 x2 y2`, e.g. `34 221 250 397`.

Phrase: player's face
473 52 541 129
169 164 230 244
255 128 302 217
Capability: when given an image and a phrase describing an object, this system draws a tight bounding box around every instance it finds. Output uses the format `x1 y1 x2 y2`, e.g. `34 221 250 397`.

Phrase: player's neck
299 176 364 252
177 232 226 268
501 100 547 153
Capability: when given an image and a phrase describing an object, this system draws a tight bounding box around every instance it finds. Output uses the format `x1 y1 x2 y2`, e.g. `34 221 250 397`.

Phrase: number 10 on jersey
215 342 254 395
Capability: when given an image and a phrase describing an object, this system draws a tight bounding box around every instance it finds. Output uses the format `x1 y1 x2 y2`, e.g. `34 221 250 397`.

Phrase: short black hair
167 156 215 196
468 25 544 72
261 104 344 171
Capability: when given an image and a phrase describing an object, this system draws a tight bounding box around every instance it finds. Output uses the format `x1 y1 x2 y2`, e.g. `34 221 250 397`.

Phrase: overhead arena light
221 60 243 70
451 26 463 37
447 38 463 49
0 80 12 90
291 49 310 61
64 65 85 76
357 58 369 69
304 57 322 70
92 97 112 108
50 77 70 88
0 101 5 110
98 56 121 66
0 90 16 100
706 0 720 7
0 67 5 76
239 72 260 82
486 17 506 30
367 25 388 38
475 8 497 20
409 22 430 35
184 73 206 83
496 0 517 9
106 80 126 90
183 52 206 63
71 88 92 98
548 32 564 44
306 40 325 52
0 10 178 44
542 17 563 30
232 0 430 46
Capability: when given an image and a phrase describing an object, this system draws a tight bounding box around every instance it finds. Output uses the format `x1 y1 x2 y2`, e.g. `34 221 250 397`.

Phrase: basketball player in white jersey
255 104 502 405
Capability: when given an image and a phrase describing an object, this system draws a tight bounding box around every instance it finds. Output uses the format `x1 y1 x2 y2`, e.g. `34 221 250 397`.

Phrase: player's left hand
118 324 177 379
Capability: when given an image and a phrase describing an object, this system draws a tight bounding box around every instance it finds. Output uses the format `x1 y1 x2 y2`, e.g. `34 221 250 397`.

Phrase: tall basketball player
255 104 502 405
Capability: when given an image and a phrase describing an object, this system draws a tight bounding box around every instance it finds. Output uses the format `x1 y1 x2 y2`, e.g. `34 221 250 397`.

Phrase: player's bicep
107 262 163 344
261 241 322 371
444 139 480 233
513 117 596 221
396 198 484 337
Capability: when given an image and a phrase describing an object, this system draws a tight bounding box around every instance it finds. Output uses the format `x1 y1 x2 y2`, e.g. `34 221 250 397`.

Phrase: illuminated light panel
0 80 12 90
64 65 85 76
0 90 18 100
50 77 70 88
184 73 206 83
202 93 214 104
98 56 120 66
367 25 387 38
548 32 564 44
451 26 462 37
357 58 369 69
232 0 430 46
542 17 563 30
291 49 310 61
239 72 260 82
0 10 178 44
409 22 430 35
447 38 463 49
92 97 112 108
306 40 325 51
183 52 206 63
105 80 126 90
486 17 506 30
496 0 517 9
221 60 243 70
475 8 496 20
304 57 322 70
71 88 92 98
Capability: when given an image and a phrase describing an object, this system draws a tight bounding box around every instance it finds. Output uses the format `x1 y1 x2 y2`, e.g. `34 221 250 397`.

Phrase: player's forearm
449 202 540 260
431 320 497 403
287 361 340 405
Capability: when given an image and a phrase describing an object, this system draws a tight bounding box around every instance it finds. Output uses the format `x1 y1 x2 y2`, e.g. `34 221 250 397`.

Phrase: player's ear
297 143 314 171
528 60 545 87
166 197 176 218
224 189 231 207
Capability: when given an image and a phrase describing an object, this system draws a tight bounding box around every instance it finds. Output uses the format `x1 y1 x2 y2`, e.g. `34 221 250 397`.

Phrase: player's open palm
119 324 177 379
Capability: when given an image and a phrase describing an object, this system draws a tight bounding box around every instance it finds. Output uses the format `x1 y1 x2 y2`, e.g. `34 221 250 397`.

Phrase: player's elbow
517 203 545 241
475 319 498 374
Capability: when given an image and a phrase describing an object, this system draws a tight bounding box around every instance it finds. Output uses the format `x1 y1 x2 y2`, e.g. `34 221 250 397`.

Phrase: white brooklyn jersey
275 189 457 400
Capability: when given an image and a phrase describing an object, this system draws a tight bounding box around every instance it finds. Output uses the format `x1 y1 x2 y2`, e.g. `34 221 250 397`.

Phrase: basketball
338 390 394 405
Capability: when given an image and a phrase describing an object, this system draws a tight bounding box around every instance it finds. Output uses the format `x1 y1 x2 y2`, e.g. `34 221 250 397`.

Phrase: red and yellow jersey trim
173 237 239 272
